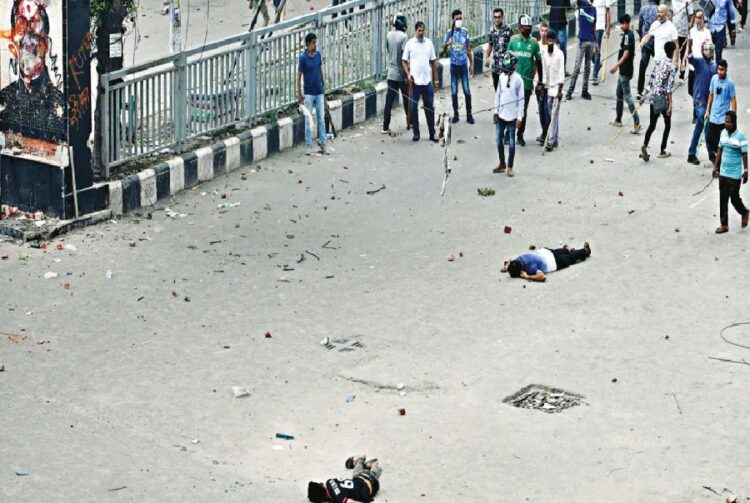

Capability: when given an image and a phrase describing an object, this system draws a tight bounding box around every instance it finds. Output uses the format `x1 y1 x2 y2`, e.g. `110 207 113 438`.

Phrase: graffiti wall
0 0 65 159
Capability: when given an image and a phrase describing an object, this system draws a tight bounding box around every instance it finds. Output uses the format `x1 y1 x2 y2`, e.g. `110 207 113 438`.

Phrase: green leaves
477 187 495 197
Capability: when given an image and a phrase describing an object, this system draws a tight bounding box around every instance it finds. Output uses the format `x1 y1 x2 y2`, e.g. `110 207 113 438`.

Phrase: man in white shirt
402 21 439 142
688 9 711 96
670 0 694 79
541 29 565 150
592 0 610 84
492 54 525 177
640 4 679 63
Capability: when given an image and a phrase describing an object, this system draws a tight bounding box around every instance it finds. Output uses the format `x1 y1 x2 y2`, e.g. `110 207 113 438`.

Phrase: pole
601 32 610 82
69 147 80 219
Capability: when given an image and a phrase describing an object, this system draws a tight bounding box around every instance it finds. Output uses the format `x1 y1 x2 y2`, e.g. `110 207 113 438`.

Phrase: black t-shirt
548 0 572 29
325 477 373 503
619 30 636 78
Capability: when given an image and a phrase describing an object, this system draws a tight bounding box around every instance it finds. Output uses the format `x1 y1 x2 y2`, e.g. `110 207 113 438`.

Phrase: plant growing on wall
91 0 138 28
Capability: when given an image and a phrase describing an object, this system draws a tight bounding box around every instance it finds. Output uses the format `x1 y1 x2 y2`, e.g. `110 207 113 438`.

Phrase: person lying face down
501 242 591 281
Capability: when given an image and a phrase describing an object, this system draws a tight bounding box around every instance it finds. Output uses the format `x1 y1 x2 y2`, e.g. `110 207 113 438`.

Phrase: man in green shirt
507 14 543 146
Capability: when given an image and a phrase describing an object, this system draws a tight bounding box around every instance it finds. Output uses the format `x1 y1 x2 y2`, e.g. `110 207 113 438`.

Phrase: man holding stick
713 111 749 234
687 41 716 165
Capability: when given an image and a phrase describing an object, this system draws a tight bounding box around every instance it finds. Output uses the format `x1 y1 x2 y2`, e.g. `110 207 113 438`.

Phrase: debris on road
43 271 58 279
346 395 356 403
397 408 406 415
447 254 455 262
477 188 495 197
504 226 512 234
165 208 188 218
503 384 585 414
320 336 330 346
366 184 386 195
15 471 29 476
231 386 250 398
275 433 295 440
265 331 273 338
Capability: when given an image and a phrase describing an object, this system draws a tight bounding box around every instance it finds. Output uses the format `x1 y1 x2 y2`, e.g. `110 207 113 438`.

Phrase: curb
99 44 492 216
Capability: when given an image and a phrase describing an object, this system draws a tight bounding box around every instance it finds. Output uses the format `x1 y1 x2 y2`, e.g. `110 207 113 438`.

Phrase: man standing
592 0 610 85
382 12 409 134
297 33 328 155
507 14 542 146
687 41 716 165
565 0 596 101
705 59 737 162
688 9 712 96
535 22 550 144
636 0 659 98
546 0 572 74
485 8 513 90
541 30 565 151
639 5 679 65
713 111 749 233
492 54 524 177
708 0 735 62
671 0 694 80
640 41 677 161
609 14 642 133
442 9 474 124
403 21 439 142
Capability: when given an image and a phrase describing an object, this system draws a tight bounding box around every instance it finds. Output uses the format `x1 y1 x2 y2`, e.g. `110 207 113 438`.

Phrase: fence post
246 32 257 125
173 52 187 153
101 74 111 179
427 0 438 50
373 0 384 79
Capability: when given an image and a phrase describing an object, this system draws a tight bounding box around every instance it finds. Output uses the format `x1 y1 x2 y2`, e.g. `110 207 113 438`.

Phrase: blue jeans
304 94 326 147
411 84 435 138
593 29 604 79
556 26 569 71
450 64 471 97
495 119 517 167
688 103 707 157
712 28 726 64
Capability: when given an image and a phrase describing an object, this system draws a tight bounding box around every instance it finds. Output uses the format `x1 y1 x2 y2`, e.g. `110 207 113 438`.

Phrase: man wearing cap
493 54 525 177
382 12 409 134
507 14 542 146
565 0 597 101
541 29 565 150
687 40 716 165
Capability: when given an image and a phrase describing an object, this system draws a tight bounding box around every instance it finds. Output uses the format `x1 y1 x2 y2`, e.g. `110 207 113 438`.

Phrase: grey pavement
3 28 750 503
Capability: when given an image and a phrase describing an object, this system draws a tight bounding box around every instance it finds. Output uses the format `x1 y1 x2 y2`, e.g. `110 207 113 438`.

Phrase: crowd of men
296 0 748 235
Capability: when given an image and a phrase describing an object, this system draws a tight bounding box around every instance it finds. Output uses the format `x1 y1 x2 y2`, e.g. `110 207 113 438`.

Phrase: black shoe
451 115 459 124
517 135 526 146
412 134 420 142
565 71 571 77
429 136 439 143
581 92 592 100
687 155 700 165
536 135 545 144
565 93 573 101
466 115 475 124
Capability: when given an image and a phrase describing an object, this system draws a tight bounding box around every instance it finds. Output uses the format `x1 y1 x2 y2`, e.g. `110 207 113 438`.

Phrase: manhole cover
324 337 366 353
502 384 586 414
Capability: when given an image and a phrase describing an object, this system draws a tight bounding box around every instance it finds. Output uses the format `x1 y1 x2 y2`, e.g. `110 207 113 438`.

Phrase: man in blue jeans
492 54 524 177
297 32 328 155
705 59 737 163
709 0 735 63
687 41 716 165
402 21 439 142
442 9 474 124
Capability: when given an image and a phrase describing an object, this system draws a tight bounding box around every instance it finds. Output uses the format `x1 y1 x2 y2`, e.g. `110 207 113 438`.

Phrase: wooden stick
601 33 610 83
613 98 646 141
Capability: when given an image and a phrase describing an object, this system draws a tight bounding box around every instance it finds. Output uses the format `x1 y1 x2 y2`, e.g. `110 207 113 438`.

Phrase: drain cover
502 384 585 414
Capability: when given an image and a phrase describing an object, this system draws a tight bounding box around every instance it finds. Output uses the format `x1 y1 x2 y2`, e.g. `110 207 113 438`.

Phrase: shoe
493 163 506 173
466 115 475 124
565 71 571 77
591 79 600 86
429 136 439 143
584 241 591 257
631 124 642 134
657 151 671 158
536 135 545 144
545 145 554 152
548 142 558 149
345 455 365 469
715 225 729 234
743 211 749 228
507 167 514 177
581 92 592 100
412 135 420 142
640 145 650 162
451 115 459 124
381 128 391 135
610 120 623 127
319 145 330 155
687 155 700 165
565 93 573 101
636 93 643 101
517 136 526 147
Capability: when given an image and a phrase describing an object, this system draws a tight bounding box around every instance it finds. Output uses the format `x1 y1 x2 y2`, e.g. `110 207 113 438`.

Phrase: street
2 26 750 502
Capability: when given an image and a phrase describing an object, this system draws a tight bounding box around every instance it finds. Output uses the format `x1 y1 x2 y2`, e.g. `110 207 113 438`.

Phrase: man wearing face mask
541 30 565 151
687 41 716 165
705 59 737 163
565 0 596 101
507 14 542 146
688 9 712 97
442 9 474 124
485 8 512 91
492 54 524 177
0 0 65 142
402 21 439 142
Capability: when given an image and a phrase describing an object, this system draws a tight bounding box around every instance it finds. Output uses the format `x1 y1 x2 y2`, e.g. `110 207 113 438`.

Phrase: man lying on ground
308 455 382 502
501 242 592 282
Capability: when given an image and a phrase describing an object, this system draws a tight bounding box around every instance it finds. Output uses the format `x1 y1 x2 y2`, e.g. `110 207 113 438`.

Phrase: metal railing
101 0 547 175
